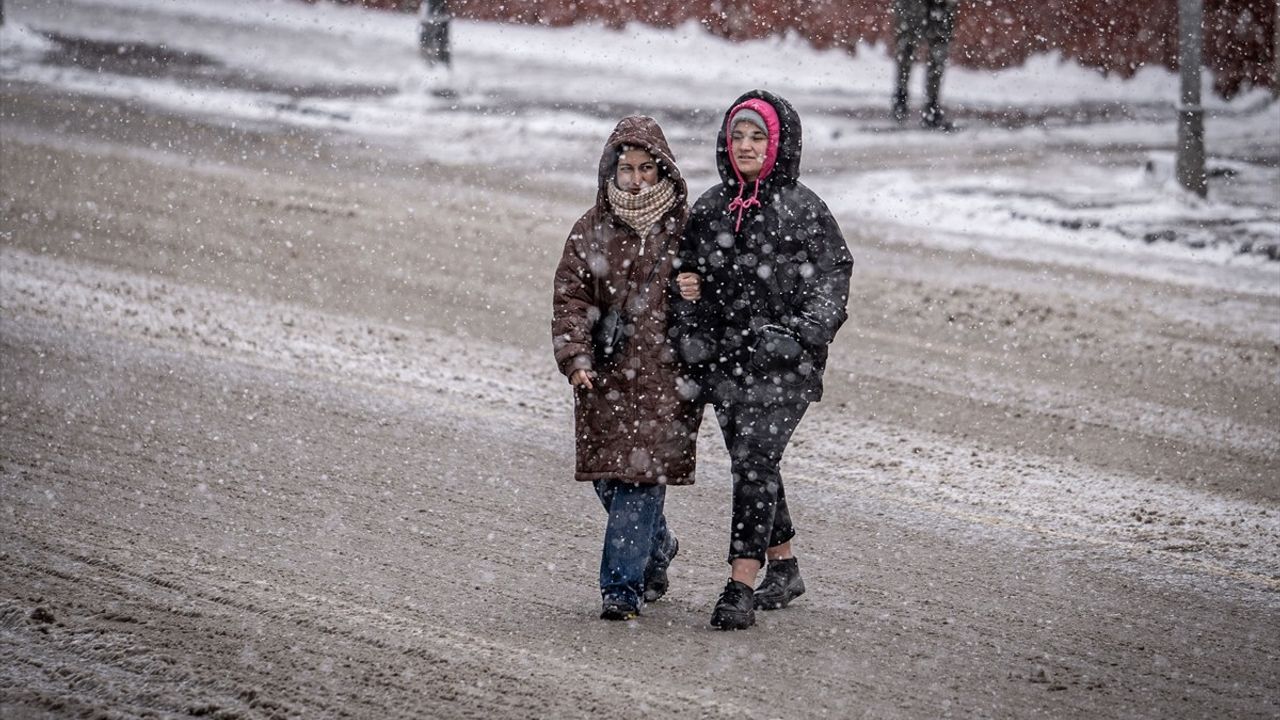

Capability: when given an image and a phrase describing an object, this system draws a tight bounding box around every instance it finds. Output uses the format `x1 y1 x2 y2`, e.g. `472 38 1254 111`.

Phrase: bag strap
628 228 675 310
604 222 674 312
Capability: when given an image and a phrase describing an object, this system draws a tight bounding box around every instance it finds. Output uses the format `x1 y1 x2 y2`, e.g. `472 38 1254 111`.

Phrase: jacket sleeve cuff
561 353 593 377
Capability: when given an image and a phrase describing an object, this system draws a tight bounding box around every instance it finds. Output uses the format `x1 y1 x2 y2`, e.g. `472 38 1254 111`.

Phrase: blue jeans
593 480 672 609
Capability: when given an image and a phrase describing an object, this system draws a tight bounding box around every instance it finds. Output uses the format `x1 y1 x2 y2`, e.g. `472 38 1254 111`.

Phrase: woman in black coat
673 89 853 630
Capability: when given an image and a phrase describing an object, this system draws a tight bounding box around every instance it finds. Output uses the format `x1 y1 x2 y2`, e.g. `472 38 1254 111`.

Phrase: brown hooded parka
551 116 701 485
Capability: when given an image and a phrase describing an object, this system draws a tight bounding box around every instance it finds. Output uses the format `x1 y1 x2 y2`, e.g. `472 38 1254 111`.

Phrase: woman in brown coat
551 115 702 620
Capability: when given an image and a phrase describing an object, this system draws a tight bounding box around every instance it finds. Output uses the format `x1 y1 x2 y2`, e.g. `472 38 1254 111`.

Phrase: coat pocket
749 325 814 387
749 325 804 370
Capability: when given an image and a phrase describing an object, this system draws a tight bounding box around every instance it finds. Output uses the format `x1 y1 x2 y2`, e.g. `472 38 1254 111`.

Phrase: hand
570 368 595 390
677 272 701 301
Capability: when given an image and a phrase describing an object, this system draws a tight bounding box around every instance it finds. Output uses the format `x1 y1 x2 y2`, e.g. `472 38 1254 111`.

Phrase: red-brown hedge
327 0 1277 98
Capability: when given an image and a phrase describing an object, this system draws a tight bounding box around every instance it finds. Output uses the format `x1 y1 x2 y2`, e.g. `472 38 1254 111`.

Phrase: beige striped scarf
607 177 677 236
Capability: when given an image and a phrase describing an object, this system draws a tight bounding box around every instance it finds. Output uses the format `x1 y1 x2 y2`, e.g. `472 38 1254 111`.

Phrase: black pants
893 0 957 108
714 400 809 564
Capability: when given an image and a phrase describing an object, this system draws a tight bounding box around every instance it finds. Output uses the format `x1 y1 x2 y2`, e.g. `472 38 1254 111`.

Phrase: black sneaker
891 89 909 123
920 105 955 132
709 580 755 630
600 598 639 621
753 557 806 610
643 535 679 603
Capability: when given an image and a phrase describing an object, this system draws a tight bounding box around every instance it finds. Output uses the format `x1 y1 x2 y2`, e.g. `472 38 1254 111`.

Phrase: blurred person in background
417 0 455 96
892 0 959 130
552 116 702 621
673 90 853 630
417 0 451 68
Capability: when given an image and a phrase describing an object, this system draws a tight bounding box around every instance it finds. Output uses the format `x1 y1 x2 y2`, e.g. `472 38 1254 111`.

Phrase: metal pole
1176 0 1207 197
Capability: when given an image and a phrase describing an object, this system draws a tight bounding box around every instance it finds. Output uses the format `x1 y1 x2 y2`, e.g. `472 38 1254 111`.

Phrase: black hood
714 89 803 192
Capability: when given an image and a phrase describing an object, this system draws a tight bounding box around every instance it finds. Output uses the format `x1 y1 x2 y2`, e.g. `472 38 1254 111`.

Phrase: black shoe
891 90 909 123
643 535 679 603
753 557 806 610
709 580 755 630
920 105 954 131
600 598 639 621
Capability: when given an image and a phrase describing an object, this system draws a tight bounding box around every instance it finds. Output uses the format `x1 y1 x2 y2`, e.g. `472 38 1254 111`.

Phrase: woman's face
731 120 768 182
615 148 659 195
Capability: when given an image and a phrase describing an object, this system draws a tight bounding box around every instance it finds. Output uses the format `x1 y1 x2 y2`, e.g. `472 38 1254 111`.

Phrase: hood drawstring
727 178 762 232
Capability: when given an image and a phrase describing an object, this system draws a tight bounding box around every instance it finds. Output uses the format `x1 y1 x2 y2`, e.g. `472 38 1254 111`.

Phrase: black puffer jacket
672 89 853 405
